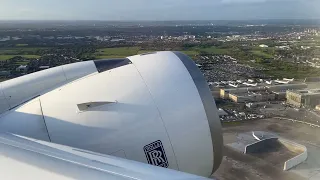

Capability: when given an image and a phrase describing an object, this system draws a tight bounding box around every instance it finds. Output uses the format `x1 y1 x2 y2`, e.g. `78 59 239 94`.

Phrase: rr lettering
149 150 165 166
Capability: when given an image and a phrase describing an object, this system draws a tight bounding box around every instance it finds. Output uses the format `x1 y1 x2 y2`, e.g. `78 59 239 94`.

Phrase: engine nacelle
0 51 223 177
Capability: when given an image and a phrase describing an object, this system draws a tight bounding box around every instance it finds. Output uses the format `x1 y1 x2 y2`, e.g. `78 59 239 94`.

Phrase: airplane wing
0 132 211 180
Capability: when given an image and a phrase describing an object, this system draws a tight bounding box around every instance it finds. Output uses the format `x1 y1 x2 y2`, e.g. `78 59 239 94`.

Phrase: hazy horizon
0 0 319 21
1 18 320 21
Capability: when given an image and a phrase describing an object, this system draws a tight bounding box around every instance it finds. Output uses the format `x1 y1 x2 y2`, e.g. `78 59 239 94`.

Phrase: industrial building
228 90 275 103
271 91 287 100
210 86 221 99
15 65 28 73
266 83 307 92
219 83 307 103
286 89 320 108
220 86 264 99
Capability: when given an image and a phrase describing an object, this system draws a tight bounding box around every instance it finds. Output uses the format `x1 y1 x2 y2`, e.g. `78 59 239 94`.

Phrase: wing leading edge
0 133 210 180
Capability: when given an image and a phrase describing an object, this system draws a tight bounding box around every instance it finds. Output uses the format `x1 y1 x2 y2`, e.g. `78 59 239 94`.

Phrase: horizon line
1 18 320 22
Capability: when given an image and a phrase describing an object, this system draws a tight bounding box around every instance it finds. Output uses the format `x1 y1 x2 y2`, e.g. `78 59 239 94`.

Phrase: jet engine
0 51 223 177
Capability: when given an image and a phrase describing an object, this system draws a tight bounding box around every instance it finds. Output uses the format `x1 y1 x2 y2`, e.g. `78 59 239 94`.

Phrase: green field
16 44 29 47
200 46 229 54
264 69 320 79
15 61 29 65
96 55 132 59
251 50 274 59
187 46 230 55
95 47 200 59
92 44 320 79
0 47 46 61
253 59 320 79
0 55 40 61
0 47 47 54
0 47 47 62
180 50 199 56
95 47 140 58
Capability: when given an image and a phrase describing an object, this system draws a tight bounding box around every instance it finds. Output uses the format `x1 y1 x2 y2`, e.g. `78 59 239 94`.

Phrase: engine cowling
0 51 223 177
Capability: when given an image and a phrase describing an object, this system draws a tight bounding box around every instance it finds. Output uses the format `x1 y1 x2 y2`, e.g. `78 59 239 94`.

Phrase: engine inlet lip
173 51 223 174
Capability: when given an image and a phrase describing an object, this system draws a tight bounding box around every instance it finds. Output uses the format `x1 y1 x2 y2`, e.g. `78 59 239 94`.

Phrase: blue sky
0 0 319 20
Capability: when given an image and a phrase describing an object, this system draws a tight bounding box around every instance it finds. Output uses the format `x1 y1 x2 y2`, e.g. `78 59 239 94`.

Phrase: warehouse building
219 83 308 103
220 83 306 101
271 91 287 100
266 83 307 92
228 90 276 103
286 89 320 108
220 87 264 99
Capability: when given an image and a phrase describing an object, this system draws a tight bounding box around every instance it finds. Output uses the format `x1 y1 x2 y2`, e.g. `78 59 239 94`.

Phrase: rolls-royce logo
143 140 169 168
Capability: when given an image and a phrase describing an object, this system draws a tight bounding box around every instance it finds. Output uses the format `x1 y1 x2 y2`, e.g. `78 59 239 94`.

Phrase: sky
0 0 319 20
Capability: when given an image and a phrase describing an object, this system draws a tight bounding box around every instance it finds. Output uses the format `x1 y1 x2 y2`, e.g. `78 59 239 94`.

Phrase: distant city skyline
0 0 319 21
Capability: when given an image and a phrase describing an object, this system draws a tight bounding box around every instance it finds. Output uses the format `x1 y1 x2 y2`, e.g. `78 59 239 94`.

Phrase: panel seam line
130 62 180 171
39 99 52 142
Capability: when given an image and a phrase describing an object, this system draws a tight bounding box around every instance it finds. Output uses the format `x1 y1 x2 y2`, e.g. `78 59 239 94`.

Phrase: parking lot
195 55 269 82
